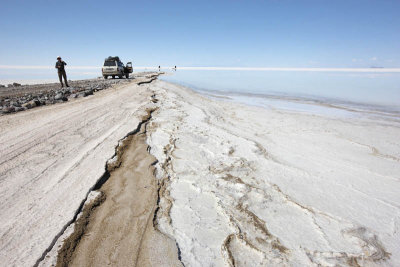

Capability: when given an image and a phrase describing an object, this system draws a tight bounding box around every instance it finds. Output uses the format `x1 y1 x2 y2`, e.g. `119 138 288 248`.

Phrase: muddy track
54 108 182 267
137 73 163 86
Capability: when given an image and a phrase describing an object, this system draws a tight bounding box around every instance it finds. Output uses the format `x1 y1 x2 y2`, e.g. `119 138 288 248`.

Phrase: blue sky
0 0 399 68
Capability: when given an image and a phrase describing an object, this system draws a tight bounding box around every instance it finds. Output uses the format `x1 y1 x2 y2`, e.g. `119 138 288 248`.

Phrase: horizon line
1 65 400 72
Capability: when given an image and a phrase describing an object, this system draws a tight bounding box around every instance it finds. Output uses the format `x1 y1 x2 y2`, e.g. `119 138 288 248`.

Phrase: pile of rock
0 79 132 115
2 83 22 88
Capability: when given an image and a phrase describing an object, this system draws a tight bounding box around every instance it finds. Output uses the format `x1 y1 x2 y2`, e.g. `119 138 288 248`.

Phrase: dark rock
10 101 20 107
30 100 37 108
84 89 93 96
12 82 21 87
3 106 15 113
33 99 41 106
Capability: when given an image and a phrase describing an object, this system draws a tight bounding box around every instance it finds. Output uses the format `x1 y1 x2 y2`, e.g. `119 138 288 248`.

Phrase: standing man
55 56 69 87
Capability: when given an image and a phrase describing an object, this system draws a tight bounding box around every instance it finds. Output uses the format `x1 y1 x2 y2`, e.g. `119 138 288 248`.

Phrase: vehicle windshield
104 61 116 66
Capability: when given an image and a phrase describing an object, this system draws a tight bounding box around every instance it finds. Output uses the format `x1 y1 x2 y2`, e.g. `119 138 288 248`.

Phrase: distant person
55 56 69 88
174 65 177 71
158 65 161 71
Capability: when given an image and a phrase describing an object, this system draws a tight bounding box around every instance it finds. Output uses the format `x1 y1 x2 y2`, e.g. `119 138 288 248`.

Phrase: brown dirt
56 110 182 267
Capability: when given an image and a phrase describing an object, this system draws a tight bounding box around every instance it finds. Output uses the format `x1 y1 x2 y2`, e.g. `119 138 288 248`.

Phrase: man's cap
57 56 61 59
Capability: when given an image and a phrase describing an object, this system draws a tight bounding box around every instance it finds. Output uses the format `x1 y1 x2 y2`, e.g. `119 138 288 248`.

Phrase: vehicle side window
104 61 116 66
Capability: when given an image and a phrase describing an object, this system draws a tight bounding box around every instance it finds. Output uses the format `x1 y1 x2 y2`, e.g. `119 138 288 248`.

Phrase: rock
54 93 63 100
10 101 20 107
0 76 136 114
22 102 32 109
33 99 41 106
7 84 13 88
2 106 15 113
0 84 5 88
30 100 37 108
84 89 93 96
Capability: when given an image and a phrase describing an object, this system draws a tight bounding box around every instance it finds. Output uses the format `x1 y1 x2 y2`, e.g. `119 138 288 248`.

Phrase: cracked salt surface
1 75 399 266
148 80 400 266
0 74 158 266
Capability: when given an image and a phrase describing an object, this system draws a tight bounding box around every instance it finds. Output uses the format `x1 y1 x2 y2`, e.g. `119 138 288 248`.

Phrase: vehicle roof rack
105 56 121 62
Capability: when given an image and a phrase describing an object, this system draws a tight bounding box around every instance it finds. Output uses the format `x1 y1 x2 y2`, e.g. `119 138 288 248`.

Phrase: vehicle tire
104 76 108 79
118 75 122 79
112 76 115 79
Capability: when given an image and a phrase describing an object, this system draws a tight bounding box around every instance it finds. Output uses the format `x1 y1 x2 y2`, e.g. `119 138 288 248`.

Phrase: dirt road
56 110 181 267
0 74 166 266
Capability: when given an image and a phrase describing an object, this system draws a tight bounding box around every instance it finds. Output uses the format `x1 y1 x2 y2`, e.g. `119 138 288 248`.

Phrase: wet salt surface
202 91 360 118
198 90 400 124
161 70 400 120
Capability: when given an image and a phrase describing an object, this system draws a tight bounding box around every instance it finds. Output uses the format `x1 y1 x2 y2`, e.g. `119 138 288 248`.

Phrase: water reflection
161 70 400 116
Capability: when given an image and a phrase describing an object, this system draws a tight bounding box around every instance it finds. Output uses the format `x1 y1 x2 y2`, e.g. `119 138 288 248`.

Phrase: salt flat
0 75 156 266
1 78 399 267
148 80 400 266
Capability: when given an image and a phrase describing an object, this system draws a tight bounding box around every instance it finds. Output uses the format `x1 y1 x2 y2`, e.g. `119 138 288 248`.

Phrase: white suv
102 57 125 79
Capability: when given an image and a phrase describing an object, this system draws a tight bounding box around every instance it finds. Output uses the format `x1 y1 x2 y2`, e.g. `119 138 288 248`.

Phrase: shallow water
161 70 400 116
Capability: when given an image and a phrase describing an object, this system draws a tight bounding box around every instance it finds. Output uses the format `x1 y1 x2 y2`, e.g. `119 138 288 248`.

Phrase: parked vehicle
102 56 132 79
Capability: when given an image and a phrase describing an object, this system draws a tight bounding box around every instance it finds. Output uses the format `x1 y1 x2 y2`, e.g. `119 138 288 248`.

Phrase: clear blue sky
0 0 399 68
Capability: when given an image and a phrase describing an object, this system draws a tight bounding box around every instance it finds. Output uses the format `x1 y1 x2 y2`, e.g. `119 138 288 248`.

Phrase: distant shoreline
1 66 400 72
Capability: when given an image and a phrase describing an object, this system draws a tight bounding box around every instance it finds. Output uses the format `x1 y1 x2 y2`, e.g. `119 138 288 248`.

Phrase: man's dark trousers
58 70 69 87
